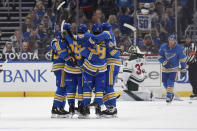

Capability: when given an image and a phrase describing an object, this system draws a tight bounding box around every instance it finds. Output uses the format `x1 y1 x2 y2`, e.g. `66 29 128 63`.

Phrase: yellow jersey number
88 45 106 59
69 41 84 60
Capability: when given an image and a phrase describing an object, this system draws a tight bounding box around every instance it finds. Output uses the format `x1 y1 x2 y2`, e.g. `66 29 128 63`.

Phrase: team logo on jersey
165 52 176 60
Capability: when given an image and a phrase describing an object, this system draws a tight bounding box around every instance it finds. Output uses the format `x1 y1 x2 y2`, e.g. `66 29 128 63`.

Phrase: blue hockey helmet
92 23 102 34
77 24 88 34
102 23 112 31
168 35 176 41
63 23 72 30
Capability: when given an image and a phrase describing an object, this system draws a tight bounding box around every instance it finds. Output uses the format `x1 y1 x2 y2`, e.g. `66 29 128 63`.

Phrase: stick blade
123 23 136 31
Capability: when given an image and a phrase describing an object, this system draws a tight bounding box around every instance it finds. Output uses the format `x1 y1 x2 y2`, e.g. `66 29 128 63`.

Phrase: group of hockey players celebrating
50 22 122 119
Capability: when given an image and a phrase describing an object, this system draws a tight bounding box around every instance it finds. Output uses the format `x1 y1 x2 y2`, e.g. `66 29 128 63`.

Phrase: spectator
119 7 134 35
138 34 158 54
164 7 175 35
34 1 45 17
155 23 168 43
41 16 53 36
9 30 22 52
98 0 118 19
92 13 101 24
80 0 93 19
20 41 39 60
37 24 49 48
143 34 158 53
3 41 15 54
119 36 131 52
22 16 33 33
29 30 39 51
116 0 133 8
95 8 106 23
29 10 38 29
114 28 121 46
151 28 161 49
107 15 118 30
152 1 165 26
34 1 45 27
71 23 77 35
46 9 56 30
2 41 16 61
21 41 31 53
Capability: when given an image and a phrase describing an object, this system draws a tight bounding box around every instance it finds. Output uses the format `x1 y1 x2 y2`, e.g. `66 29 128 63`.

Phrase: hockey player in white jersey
120 46 146 92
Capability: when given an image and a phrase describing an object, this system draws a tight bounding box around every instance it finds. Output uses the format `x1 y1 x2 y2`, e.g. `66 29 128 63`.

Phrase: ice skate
101 106 117 118
95 106 102 118
51 106 69 118
78 106 90 119
69 102 75 118
190 94 197 100
166 93 174 104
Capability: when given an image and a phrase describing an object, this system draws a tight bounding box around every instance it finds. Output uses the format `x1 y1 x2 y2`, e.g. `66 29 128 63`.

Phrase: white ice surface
0 97 197 131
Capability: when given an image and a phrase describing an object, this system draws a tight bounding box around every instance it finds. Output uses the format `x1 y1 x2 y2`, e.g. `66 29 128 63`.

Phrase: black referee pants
188 62 197 95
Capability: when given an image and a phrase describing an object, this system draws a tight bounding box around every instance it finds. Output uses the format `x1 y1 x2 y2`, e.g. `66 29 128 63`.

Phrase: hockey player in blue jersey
62 23 85 116
93 23 122 117
158 35 187 103
72 24 96 48
76 24 107 118
50 31 71 118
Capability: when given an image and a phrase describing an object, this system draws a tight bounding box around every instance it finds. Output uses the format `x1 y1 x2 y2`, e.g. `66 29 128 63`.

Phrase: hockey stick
123 23 137 46
53 0 66 33
123 90 144 101
57 1 66 10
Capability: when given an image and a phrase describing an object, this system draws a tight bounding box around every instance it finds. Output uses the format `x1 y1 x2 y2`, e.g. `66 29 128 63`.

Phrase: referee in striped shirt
184 35 197 99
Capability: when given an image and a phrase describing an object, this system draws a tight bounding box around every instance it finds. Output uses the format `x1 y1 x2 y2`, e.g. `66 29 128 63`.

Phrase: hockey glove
88 52 99 61
162 60 171 67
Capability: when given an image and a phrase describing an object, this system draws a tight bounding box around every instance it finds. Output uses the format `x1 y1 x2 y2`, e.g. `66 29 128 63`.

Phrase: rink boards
0 60 192 97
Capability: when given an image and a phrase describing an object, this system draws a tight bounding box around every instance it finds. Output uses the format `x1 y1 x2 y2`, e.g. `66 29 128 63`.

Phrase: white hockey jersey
137 9 152 32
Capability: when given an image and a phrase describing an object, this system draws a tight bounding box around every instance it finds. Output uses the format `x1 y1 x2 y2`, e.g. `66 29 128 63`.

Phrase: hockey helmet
63 23 72 30
77 24 88 34
102 23 112 31
129 45 137 54
92 23 102 34
168 35 176 41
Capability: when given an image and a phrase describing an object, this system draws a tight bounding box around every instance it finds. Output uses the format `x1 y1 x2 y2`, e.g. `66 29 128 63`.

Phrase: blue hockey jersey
63 34 85 74
74 32 108 73
158 43 186 72
93 31 122 66
50 38 69 71
73 32 95 48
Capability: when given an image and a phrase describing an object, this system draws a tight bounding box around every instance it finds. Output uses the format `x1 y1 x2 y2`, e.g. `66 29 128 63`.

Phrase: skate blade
51 114 58 118
166 101 173 105
78 114 90 119
190 97 197 100
101 114 118 118
69 113 75 118
57 114 70 118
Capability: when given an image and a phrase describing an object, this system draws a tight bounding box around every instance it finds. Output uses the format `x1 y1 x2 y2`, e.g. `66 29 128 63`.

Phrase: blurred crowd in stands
2 0 195 60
